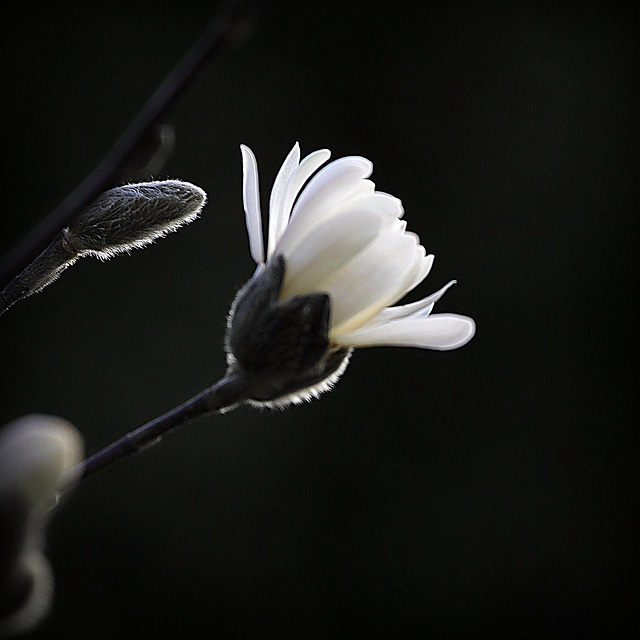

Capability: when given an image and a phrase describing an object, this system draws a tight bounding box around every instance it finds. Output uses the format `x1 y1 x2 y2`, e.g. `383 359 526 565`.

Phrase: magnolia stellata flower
224 143 475 408
0 414 84 636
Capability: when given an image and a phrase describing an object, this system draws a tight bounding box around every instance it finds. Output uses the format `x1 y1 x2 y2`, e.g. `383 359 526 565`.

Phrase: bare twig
0 0 263 291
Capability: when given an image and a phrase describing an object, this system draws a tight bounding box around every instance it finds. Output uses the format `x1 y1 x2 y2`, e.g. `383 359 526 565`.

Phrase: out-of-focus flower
224 143 475 407
0 415 84 637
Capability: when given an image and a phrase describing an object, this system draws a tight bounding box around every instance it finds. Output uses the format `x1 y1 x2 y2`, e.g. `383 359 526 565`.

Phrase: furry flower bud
63 180 206 258
0 180 206 314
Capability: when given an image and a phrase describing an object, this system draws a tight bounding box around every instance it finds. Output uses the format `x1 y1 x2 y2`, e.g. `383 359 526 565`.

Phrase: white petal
289 156 373 228
364 279 457 326
325 228 425 334
403 252 434 294
280 207 386 300
406 279 456 317
345 191 404 220
335 313 476 350
275 188 395 262
376 191 405 218
276 179 375 258
281 149 331 225
240 145 264 264
267 143 300 259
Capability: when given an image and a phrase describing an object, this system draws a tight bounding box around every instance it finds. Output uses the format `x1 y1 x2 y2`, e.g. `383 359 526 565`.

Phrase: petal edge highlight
335 313 476 350
240 145 264 264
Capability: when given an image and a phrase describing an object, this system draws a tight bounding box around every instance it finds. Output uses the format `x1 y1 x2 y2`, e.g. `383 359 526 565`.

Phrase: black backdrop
1 1 637 638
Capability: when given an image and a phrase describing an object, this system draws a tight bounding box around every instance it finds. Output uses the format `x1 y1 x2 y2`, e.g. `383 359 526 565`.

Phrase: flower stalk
77 373 250 481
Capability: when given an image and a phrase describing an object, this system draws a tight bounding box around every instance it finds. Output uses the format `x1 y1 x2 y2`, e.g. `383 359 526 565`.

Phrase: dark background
1 1 637 638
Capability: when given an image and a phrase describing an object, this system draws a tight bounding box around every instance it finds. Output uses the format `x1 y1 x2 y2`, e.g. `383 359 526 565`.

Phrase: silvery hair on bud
0 180 206 314
64 180 207 259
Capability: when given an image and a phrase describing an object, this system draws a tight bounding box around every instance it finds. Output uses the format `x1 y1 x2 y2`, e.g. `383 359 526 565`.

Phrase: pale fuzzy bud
0 180 206 314
0 415 84 637
64 180 207 259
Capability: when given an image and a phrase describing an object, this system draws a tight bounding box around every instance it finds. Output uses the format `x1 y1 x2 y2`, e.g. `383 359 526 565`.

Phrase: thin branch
77 373 250 481
0 0 263 290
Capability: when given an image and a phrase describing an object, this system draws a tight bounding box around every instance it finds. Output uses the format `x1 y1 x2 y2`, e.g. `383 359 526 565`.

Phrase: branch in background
118 123 176 184
0 181 207 315
0 0 263 291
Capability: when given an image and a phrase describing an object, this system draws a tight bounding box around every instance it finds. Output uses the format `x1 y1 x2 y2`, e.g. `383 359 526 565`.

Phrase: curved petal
335 313 476 350
240 145 264 264
277 179 375 257
325 228 425 334
363 279 456 327
344 191 404 220
403 251 434 295
281 149 331 226
276 189 399 262
268 143 300 259
289 156 373 228
280 207 386 300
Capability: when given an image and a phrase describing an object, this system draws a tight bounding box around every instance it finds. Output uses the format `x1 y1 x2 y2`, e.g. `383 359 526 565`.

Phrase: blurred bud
0 414 84 637
0 180 206 315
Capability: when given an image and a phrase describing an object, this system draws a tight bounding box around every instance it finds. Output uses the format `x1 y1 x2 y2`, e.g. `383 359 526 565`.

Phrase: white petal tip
434 314 476 350
335 313 476 351
240 144 264 264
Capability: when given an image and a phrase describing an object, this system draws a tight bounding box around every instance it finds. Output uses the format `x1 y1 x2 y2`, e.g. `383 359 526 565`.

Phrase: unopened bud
0 180 206 314
64 180 206 258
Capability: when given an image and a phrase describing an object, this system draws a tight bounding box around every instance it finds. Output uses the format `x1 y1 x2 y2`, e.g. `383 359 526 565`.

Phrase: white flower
225 143 475 407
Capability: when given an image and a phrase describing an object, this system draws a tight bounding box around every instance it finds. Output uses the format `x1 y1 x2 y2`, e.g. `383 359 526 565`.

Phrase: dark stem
78 374 250 481
0 235 76 316
0 0 262 290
